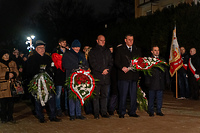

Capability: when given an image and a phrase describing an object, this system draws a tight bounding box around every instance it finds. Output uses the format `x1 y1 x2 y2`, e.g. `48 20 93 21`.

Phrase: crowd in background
0 34 199 124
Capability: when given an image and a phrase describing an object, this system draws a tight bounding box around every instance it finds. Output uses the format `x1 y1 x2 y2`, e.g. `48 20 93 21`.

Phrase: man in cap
27 40 61 123
62 39 88 120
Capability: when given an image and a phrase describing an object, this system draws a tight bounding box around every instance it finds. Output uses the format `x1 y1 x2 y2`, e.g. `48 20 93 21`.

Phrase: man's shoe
149 113 154 117
76 115 86 120
102 114 110 118
177 97 186 100
108 111 114 115
8 119 16 124
64 109 69 116
119 115 124 118
156 112 164 116
56 109 63 117
1 120 7 123
129 114 140 117
32 110 36 116
70 116 75 121
94 115 99 119
39 119 46 123
50 117 61 122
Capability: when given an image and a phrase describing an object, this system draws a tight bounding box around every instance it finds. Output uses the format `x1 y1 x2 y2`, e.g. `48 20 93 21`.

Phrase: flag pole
176 71 178 98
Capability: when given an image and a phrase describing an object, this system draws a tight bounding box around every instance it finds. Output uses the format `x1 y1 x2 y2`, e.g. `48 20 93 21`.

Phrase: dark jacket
115 44 141 81
27 52 53 80
12 56 23 70
62 49 88 78
110 52 118 95
52 47 68 86
145 57 170 90
188 54 200 79
179 52 189 74
88 44 113 85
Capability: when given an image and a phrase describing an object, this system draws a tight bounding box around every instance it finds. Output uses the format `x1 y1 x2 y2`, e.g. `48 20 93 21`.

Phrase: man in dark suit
145 45 170 117
115 34 141 118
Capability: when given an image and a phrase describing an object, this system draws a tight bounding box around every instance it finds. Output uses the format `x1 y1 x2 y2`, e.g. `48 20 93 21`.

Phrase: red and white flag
169 27 183 77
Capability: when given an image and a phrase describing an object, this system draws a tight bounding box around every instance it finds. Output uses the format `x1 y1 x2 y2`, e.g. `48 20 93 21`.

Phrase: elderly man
115 34 141 118
89 35 113 119
27 40 60 123
188 48 200 100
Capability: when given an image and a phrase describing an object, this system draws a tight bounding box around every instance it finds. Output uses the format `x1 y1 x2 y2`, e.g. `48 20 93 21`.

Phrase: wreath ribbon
38 75 49 106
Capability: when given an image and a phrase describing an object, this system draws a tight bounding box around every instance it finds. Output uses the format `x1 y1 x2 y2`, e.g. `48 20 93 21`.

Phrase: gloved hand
194 74 199 79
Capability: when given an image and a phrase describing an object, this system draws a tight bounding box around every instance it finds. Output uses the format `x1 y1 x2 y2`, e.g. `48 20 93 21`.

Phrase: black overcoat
115 44 141 81
62 50 88 78
27 52 53 80
145 57 170 90
88 44 113 85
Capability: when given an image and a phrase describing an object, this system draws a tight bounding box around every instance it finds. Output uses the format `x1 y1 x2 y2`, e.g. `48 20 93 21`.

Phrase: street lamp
26 35 35 52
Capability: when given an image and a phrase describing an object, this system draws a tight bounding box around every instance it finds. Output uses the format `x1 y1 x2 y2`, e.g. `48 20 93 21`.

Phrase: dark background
0 0 199 59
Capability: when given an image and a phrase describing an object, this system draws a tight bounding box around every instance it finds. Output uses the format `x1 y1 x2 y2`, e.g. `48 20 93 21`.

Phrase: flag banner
169 27 183 77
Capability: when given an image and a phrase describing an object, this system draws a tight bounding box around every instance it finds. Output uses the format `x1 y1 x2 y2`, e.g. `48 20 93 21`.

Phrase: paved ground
1 90 200 133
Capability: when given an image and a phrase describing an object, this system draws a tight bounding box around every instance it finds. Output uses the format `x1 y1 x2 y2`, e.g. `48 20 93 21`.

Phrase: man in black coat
52 38 69 117
145 45 170 117
62 39 88 121
177 47 189 99
27 40 60 123
88 35 113 119
188 48 200 100
115 34 141 118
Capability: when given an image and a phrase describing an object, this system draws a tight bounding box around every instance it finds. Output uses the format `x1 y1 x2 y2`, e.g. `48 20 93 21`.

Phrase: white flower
82 84 86 88
153 58 157 62
80 87 85 90
146 60 150 65
82 92 86 95
148 57 152 62
78 84 81 87
144 57 147 59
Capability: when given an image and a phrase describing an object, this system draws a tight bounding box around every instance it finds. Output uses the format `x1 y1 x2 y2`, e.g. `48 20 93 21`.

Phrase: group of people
177 47 200 100
0 34 199 124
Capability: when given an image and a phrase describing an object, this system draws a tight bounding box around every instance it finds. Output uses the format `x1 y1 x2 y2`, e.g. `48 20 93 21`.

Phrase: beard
61 46 66 48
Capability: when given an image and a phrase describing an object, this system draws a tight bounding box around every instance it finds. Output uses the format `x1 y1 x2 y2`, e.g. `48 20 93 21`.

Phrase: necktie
129 47 131 52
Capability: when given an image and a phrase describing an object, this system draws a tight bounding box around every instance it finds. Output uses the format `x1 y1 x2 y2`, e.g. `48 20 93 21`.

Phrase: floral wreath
66 69 97 106
28 72 56 106
131 57 168 76
137 82 148 111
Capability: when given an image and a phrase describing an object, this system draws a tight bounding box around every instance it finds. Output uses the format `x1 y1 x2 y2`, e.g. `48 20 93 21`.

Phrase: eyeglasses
37 47 45 49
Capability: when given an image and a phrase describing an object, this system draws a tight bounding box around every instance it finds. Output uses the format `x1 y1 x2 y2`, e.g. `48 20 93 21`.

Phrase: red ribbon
52 53 65 72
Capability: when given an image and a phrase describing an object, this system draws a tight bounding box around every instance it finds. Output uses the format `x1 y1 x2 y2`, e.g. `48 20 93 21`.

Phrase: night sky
0 0 114 50
0 0 113 35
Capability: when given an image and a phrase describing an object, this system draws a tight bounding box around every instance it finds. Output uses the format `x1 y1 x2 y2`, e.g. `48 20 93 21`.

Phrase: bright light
27 37 31 40
25 41 30 44
31 35 35 39
26 35 35 52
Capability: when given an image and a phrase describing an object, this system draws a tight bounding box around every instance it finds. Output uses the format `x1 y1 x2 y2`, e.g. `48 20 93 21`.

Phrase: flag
169 26 183 77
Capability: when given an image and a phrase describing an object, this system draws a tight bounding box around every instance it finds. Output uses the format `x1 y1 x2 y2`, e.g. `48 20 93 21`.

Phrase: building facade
135 0 197 18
